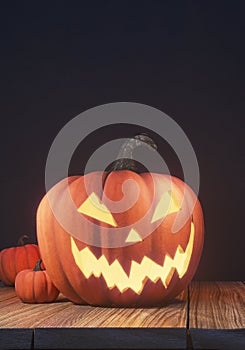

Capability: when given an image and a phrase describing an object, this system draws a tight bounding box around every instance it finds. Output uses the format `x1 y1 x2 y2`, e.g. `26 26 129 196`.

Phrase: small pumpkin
15 259 59 303
0 235 41 286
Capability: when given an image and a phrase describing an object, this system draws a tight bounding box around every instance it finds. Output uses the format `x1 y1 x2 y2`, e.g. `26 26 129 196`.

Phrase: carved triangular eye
151 191 180 223
77 192 117 227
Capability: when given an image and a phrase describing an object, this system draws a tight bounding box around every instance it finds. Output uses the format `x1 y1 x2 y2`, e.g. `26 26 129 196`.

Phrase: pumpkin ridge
37 177 83 303
13 248 17 282
43 271 48 301
53 183 85 303
33 269 36 303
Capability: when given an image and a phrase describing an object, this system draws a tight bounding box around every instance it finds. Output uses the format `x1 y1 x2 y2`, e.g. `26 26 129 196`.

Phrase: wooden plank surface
0 282 16 301
189 281 245 329
0 286 187 328
0 285 188 349
189 281 245 349
1 281 245 349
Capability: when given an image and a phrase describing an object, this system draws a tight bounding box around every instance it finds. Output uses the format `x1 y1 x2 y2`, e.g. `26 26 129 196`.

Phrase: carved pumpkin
0 235 40 286
15 259 59 303
37 135 204 307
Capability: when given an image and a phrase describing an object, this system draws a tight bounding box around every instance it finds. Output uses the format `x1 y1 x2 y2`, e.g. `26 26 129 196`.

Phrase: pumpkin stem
17 235 29 246
108 133 158 173
33 259 44 272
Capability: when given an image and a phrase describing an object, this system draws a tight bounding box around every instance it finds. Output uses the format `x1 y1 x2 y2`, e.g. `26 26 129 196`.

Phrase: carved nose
125 228 142 243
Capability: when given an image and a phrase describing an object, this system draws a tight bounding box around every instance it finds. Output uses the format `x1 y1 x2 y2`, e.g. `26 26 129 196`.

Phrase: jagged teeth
71 222 194 294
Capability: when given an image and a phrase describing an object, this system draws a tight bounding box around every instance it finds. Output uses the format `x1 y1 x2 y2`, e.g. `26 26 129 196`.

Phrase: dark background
1 1 244 280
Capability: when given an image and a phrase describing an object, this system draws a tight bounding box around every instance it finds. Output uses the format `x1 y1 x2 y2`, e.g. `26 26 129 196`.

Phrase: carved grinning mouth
71 222 195 294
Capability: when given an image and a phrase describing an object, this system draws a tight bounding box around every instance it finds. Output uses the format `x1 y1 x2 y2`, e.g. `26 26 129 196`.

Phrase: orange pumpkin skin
37 171 204 307
0 237 40 286
15 260 59 303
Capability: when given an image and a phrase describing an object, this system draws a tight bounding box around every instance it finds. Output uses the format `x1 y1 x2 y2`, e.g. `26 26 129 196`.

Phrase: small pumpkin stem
109 133 158 172
17 235 29 246
33 259 43 272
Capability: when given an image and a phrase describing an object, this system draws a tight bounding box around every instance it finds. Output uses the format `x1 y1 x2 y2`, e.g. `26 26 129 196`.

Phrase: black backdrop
1 1 244 280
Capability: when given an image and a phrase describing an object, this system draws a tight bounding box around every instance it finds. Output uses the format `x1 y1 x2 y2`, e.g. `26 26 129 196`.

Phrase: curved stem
17 235 29 246
33 259 43 272
110 133 158 172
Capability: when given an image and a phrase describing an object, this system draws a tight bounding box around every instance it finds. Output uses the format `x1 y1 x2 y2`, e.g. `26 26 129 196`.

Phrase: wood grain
189 282 245 350
1 282 244 349
72 296 187 328
0 284 16 301
0 285 187 349
0 286 187 328
189 281 245 329
0 298 71 328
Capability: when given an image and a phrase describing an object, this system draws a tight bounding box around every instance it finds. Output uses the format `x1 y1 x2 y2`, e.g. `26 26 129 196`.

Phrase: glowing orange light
71 222 195 294
151 190 180 223
77 192 117 227
126 228 142 243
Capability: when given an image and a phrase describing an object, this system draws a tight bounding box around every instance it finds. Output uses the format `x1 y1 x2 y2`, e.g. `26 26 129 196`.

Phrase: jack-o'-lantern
37 134 204 307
